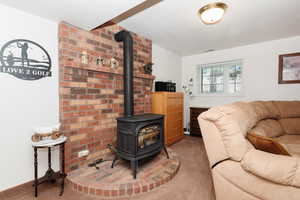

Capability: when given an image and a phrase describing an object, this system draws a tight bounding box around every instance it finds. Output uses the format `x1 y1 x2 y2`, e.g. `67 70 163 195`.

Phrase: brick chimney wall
58 22 154 172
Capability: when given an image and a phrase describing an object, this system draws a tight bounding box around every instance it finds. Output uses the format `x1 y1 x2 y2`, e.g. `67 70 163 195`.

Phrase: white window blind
196 59 243 95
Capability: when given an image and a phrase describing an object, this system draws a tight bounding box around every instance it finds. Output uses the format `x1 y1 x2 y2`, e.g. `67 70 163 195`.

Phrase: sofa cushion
208 102 258 136
247 132 290 156
250 101 280 120
201 102 257 161
274 135 300 145
274 135 300 157
214 160 300 200
279 118 300 135
273 101 300 118
251 119 284 138
262 101 281 119
241 149 300 188
285 145 300 158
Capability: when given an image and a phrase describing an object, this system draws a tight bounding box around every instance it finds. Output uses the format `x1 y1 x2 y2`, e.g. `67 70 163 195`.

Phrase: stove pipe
114 30 134 117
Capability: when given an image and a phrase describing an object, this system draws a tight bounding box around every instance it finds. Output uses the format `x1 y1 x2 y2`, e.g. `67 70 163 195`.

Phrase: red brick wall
59 22 154 172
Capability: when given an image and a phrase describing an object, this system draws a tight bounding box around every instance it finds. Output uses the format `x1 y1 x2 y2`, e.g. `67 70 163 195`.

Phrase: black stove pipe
114 30 134 117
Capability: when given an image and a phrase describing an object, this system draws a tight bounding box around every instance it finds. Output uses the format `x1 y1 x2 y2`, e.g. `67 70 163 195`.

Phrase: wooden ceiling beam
91 0 163 30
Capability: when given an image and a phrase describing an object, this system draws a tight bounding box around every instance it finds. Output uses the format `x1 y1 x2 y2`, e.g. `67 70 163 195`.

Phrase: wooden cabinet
190 107 209 136
152 92 184 146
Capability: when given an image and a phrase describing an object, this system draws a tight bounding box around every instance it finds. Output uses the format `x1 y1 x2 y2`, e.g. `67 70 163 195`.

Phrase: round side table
32 136 67 197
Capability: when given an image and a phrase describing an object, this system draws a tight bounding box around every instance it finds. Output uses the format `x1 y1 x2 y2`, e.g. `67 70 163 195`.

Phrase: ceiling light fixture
198 2 228 25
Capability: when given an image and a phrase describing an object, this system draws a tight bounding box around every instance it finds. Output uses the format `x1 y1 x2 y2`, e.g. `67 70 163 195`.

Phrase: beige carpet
133 136 215 200
1 136 215 200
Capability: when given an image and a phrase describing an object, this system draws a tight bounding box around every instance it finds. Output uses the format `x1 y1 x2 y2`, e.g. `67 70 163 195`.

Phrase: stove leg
164 146 169 159
111 155 118 168
131 160 138 179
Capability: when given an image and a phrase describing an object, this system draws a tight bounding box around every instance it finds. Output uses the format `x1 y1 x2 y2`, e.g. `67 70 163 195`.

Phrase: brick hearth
59 22 154 172
67 149 180 198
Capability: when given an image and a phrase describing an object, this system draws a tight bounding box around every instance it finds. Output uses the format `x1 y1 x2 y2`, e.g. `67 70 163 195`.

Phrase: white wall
182 36 300 129
182 36 300 107
0 5 59 191
152 44 182 92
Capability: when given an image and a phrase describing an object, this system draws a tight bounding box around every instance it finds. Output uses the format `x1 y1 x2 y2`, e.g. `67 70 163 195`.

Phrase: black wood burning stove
111 30 168 179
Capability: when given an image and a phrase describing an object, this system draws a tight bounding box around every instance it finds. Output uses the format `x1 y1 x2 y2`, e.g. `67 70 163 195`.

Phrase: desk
190 107 209 136
32 137 67 197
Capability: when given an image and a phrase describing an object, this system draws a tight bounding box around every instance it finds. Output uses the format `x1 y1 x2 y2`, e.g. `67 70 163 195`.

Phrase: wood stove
111 30 168 179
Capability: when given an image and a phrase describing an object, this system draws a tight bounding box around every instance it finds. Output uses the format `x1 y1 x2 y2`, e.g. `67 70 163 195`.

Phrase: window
197 60 243 95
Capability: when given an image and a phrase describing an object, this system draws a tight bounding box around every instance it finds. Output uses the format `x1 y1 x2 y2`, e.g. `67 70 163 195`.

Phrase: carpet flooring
1 136 215 200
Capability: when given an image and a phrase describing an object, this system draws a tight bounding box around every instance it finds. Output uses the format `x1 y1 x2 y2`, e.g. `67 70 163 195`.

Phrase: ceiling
1 0 300 56
0 0 145 30
120 0 300 56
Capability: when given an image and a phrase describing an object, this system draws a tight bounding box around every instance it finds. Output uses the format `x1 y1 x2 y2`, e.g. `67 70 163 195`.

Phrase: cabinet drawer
152 92 184 146
191 108 205 112
166 112 183 120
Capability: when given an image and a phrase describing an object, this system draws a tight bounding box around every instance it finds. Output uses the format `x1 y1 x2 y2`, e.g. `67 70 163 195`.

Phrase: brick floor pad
67 149 180 198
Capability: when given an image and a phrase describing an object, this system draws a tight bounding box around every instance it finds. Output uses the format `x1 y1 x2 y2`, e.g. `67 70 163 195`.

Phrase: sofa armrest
241 149 300 188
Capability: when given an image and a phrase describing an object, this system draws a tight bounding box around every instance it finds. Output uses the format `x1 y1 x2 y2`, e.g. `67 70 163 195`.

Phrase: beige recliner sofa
198 101 300 200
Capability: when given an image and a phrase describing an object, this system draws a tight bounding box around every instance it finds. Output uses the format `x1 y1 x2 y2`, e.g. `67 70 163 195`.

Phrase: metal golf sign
0 39 51 80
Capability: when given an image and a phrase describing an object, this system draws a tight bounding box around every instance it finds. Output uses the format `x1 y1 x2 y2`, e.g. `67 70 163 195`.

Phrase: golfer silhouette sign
0 39 51 80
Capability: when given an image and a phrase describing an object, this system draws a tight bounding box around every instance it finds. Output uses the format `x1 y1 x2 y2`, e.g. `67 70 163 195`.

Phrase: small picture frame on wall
278 52 300 84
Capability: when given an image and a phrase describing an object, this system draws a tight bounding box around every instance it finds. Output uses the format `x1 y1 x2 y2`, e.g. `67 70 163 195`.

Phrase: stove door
138 124 160 149
136 119 163 154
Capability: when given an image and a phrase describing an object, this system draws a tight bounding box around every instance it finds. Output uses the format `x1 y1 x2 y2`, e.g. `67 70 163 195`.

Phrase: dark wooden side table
32 137 67 197
190 107 209 136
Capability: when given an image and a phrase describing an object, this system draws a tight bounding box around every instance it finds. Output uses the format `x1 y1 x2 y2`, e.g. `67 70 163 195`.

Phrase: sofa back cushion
200 102 257 161
251 119 284 138
250 101 280 120
279 118 300 135
273 101 300 118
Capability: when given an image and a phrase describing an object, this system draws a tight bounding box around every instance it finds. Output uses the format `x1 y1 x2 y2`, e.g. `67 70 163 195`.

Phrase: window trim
193 59 244 97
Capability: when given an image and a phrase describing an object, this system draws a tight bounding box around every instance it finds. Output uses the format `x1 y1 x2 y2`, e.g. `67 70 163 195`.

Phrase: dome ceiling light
198 2 228 25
